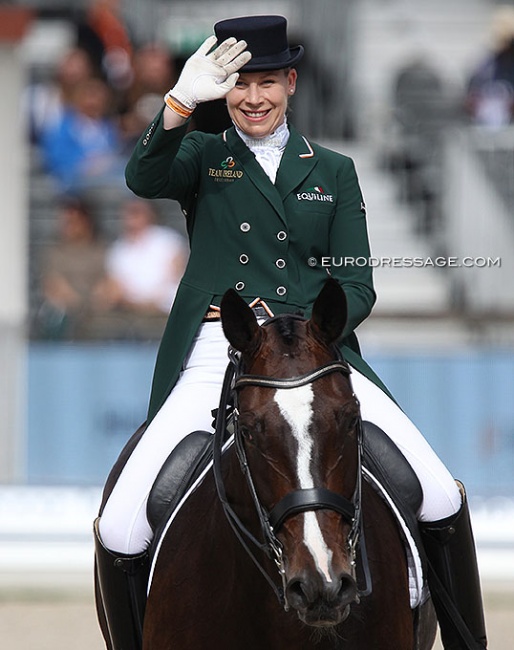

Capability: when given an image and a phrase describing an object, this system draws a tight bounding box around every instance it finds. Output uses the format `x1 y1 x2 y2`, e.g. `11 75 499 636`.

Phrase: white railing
0 486 512 584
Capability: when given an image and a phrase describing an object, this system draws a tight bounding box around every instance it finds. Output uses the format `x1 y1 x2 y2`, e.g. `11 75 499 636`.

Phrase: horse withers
142 279 436 649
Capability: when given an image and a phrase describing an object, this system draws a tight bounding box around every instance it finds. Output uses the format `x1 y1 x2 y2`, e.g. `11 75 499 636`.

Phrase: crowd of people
27 1 514 341
36 196 187 340
27 0 188 340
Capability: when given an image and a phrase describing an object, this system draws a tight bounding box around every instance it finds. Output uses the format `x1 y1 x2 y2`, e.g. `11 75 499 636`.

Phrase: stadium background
0 1 513 647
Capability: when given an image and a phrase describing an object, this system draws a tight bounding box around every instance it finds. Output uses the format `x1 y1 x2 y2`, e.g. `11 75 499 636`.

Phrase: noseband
213 344 363 611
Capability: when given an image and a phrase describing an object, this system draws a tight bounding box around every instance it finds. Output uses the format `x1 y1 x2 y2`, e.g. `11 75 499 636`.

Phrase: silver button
239 254 249 265
240 222 251 232
275 258 286 269
235 281 245 291
276 286 287 296
277 230 287 241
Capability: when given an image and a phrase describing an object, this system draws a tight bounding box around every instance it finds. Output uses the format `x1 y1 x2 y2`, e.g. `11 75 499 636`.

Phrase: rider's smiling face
226 68 297 138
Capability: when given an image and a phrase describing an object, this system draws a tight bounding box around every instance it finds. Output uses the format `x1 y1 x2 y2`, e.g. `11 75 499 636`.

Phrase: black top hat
214 15 303 71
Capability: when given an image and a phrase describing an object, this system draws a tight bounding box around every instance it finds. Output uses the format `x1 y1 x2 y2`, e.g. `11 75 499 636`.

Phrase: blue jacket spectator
40 77 124 191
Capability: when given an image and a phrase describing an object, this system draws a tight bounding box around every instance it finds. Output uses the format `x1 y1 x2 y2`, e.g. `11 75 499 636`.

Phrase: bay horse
142 279 436 649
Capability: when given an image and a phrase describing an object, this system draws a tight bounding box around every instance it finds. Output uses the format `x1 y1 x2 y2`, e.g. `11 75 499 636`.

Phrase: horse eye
239 426 253 442
350 414 359 427
337 410 359 430
348 413 361 430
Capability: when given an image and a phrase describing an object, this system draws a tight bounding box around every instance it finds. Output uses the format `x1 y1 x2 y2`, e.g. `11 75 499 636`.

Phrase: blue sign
27 343 157 485
27 344 514 497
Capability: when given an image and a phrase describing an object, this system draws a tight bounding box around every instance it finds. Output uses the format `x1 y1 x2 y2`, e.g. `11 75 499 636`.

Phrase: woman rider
94 15 487 650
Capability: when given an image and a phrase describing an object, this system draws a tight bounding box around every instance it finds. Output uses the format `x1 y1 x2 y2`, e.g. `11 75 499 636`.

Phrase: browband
234 360 351 391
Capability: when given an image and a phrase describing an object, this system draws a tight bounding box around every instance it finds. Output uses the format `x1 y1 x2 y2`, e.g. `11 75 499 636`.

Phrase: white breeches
99 322 462 555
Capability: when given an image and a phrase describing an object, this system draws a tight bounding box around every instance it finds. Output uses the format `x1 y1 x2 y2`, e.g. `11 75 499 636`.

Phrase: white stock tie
235 121 290 184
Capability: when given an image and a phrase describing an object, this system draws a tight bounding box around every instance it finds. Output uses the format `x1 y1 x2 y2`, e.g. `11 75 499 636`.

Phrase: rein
212 347 364 611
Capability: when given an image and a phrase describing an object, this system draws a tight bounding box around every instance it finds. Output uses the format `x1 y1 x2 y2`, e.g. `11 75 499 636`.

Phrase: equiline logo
296 186 334 202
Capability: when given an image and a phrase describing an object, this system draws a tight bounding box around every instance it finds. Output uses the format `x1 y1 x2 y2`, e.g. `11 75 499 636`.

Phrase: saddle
361 422 426 607
147 430 214 547
146 420 426 596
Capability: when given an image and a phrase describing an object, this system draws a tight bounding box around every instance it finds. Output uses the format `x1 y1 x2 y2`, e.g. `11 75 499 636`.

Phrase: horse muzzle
285 570 358 627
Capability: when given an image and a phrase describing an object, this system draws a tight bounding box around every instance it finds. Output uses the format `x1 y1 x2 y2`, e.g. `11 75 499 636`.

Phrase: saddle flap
362 421 427 608
362 420 423 516
147 430 214 532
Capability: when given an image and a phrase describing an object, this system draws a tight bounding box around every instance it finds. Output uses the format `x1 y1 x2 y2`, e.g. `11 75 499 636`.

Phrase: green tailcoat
126 109 393 422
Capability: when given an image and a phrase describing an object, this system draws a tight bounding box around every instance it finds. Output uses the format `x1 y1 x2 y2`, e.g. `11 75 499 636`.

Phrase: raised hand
167 35 251 112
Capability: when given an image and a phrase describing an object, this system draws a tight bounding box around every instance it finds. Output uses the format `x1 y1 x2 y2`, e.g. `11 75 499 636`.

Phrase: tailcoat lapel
224 126 318 222
224 127 285 220
275 126 318 200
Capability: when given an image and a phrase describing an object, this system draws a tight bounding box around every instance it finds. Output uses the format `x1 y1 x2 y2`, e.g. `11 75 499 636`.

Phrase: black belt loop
251 305 269 319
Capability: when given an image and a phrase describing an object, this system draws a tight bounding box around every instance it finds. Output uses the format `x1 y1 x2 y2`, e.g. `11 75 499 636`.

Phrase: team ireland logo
208 156 244 181
297 186 334 202
221 156 236 169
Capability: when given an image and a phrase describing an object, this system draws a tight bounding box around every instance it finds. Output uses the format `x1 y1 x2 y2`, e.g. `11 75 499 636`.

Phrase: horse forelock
262 315 324 361
273 314 301 347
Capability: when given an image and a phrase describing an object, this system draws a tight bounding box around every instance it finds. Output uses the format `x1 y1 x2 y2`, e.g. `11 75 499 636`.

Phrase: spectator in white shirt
104 198 187 314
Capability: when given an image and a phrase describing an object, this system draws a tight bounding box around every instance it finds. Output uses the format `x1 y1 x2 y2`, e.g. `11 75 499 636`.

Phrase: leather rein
213 346 364 611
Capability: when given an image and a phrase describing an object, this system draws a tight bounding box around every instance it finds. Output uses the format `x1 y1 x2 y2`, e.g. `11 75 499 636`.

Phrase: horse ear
309 279 347 345
221 289 261 353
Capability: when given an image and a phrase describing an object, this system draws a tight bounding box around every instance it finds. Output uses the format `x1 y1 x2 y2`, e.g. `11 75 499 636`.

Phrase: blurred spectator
388 55 456 235
77 0 134 91
24 46 95 144
124 43 176 108
393 56 446 122
119 43 177 149
39 77 125 192
466 5 514 128
102 199 187 316
37 197 108 339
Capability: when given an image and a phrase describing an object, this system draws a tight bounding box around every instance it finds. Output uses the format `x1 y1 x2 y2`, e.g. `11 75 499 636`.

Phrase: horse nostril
287 578 310 609
336 574 357 606
287 573 357 612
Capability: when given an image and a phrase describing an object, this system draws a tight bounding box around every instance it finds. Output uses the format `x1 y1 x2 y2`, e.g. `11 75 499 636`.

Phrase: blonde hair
490 5 514 50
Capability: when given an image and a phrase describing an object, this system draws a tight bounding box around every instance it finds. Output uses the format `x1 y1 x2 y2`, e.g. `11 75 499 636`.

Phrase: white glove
168 35 252 111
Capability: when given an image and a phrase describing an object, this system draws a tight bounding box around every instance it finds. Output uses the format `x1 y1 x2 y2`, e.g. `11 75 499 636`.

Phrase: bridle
212 337 364 611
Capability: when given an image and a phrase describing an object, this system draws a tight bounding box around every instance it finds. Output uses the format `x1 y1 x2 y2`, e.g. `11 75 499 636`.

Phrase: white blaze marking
274 385 333 583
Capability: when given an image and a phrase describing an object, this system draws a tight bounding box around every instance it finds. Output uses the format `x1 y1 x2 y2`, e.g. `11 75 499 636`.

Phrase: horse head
221 279 361 627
